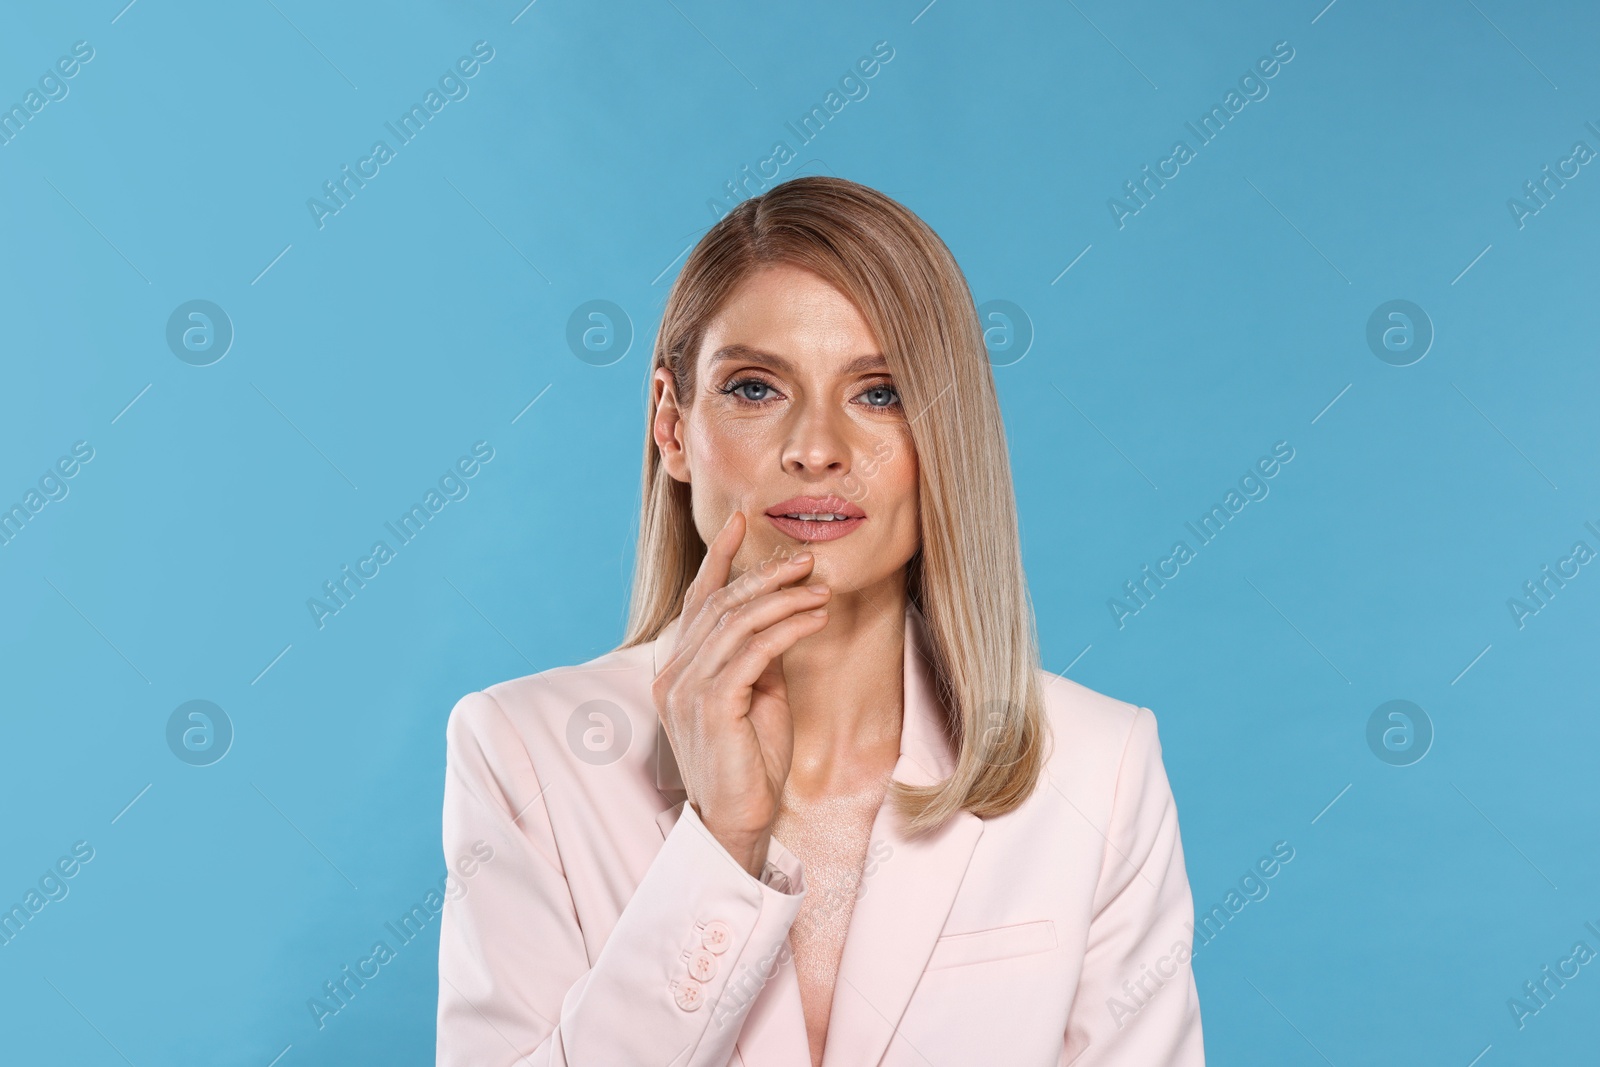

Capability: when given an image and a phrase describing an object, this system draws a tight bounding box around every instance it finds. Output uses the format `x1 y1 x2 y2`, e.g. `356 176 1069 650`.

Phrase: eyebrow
707 343 889 378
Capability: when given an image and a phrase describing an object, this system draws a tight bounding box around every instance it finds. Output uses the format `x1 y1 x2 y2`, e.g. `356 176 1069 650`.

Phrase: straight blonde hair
616 176 1047 836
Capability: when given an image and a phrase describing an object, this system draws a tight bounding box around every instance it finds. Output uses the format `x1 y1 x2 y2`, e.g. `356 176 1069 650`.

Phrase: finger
663 511 745 676
717 609 830 695
681 510 741 626
679 583 832 685
676 546 816 665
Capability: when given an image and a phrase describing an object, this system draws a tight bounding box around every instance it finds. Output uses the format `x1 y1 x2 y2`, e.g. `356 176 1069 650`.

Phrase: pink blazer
436 600 1205 1066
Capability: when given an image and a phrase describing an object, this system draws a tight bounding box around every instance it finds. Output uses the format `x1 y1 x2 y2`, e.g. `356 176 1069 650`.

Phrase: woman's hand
651 509 832 878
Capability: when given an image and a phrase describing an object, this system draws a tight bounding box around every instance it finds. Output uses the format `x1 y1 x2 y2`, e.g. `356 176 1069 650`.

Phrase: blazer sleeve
436 689 808 1067
1063 705 1205 1065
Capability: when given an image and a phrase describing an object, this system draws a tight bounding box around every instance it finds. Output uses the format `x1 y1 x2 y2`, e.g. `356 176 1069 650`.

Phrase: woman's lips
765 513 866 542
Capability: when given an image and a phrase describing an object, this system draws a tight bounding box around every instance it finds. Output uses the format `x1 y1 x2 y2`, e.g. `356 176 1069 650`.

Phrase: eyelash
718 375 902 411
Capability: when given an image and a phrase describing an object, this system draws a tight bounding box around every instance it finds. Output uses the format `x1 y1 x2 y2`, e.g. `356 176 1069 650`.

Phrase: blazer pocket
924 919 1057 971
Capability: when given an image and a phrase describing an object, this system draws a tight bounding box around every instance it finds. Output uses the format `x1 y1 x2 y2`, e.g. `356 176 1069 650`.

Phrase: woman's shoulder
445 638 659 762
1031 668 1171 812
439 640 667 881
1036 668 1157 752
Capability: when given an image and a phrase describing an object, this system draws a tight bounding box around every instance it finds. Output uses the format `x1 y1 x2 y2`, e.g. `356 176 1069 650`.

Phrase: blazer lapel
650 600 983 1067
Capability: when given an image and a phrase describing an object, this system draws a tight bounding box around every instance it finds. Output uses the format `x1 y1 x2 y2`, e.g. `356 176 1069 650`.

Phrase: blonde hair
616 176 1047 836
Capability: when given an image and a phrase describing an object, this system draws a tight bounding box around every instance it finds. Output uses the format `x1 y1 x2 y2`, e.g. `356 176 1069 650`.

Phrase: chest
771 781 891 950
770 785 890 1060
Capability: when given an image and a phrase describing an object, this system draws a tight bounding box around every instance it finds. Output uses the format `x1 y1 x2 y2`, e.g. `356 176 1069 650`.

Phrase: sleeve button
701 919 732 953
689 949 718 982
673 977 705 1011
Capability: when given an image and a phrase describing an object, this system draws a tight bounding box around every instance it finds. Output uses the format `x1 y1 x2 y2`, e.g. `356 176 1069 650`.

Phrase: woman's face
653 262 921 600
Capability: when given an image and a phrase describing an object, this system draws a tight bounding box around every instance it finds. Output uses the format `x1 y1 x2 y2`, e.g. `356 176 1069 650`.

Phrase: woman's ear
653 368 691 484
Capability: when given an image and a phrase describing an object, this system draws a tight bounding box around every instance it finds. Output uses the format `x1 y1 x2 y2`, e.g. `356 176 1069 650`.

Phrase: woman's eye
720 377 899 409
725 378 775 403
860 384 901 408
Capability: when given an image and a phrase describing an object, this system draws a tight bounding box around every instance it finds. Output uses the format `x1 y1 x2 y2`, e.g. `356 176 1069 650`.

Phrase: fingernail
792 552 812 563
806 583 829 594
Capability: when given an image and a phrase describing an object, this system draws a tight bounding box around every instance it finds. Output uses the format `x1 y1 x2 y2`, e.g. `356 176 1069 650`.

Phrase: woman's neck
778 577 908 799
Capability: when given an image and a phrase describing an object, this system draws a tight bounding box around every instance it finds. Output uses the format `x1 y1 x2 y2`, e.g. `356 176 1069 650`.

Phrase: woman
436 176 1204 1066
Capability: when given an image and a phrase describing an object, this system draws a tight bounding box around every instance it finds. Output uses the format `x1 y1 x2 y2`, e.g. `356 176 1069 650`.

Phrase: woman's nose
780 404 852 474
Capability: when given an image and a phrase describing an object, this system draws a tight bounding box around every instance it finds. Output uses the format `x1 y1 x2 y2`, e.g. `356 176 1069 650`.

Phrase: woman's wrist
697 809 772 879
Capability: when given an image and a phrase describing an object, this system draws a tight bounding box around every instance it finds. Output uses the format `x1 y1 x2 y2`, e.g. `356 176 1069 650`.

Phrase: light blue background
2 0 1597 1063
